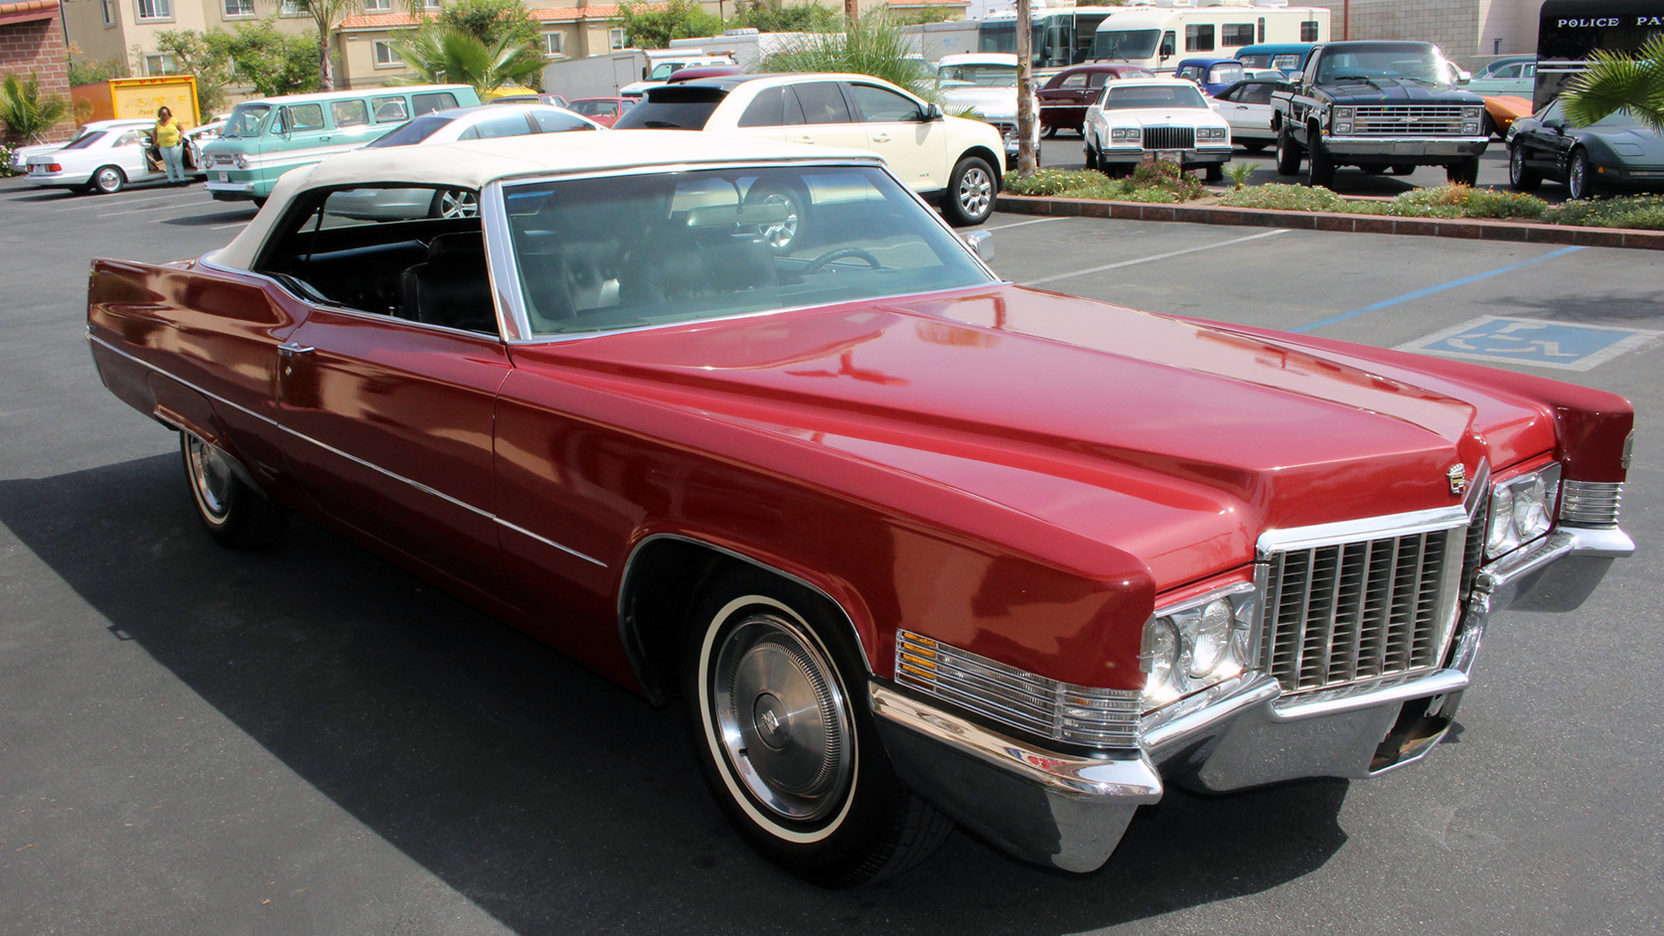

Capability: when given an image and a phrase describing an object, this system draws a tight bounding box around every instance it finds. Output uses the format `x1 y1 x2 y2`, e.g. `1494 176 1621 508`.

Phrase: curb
995 194 1664 250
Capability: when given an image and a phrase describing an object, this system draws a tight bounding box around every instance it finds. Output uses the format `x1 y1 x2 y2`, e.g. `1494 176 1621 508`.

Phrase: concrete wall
1306 0 1540 69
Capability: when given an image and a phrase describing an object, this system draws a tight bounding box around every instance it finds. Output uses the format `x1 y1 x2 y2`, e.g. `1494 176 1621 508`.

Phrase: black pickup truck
1271 41 1490 187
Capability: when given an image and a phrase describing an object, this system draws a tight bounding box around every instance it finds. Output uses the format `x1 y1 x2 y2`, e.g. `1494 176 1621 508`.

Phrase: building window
144 53 177 75
101 0 115 24
373 41 403 67
281 0 304 16
362 0 391 10
1301 21 1320 42
135 0 172 21
222 0 253 16
543 32 563 56
610 28 626 50
1185 24 1214 53
418 0 440 9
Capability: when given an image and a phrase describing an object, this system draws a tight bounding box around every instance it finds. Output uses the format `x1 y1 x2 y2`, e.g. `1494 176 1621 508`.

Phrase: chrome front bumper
871 523 1631 873
1322 135 1490 160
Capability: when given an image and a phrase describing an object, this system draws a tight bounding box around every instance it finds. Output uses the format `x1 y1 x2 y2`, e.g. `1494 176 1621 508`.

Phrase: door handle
278 341 314 357
872 133 891 143
795 135 815 144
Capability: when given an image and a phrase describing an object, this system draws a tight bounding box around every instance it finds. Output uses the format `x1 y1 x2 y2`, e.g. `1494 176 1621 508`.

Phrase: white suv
614 73 1006 226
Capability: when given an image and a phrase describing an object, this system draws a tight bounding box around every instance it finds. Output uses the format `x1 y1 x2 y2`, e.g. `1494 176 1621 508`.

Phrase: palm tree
389 26 547 96
1560 34 1664 132
0 72 70 146
272 0 360 92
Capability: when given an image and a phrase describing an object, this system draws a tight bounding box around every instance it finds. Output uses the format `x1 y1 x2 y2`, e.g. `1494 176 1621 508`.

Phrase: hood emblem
1447 464 1468 496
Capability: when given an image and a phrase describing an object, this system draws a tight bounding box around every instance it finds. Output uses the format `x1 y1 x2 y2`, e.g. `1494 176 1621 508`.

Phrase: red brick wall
1 13 75 146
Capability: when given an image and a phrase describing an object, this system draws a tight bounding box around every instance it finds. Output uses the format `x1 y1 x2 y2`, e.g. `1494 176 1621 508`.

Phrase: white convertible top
211 131 878 270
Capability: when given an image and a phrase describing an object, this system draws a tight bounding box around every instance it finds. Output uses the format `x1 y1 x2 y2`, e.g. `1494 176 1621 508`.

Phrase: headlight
1332 106 1354 122
1110 126 1140 142
1197 127 1227 141
1140 583 1256 708
1486 463 1562 557
1464 106 1483 120
1463 121 1482 135
232 152 249 170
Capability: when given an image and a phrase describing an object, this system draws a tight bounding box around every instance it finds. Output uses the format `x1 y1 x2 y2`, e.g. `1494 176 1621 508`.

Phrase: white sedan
22 119 164 193
935 52 1041 169
328 104 604 220
1208 79 1282 151
1083 78 1233 182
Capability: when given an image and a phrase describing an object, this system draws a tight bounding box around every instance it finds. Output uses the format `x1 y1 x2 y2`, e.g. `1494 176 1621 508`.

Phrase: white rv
1090 0 1332 74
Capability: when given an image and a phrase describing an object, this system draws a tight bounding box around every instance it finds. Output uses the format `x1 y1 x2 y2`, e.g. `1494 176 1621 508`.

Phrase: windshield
1100 84 1208 109
1092 29 1161 61
503 165 994 338
368 114 452 147
222 103 273 138
1209 62 1246 84
1315 45 1448 84
938 64 1018 87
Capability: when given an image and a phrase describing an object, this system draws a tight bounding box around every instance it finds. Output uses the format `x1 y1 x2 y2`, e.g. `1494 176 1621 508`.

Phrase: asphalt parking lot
3 176 1661 936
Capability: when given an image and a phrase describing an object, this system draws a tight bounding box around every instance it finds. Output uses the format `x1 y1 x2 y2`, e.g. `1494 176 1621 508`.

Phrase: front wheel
1390 163 1416 176
1447 156 1481 186
1307 133 1335 187
431 188 478 219
1203 163 1224 184
942 155 996 227
1566 148 1597 200
686 568 951 886
92 165 126 195
180 432 288 548
1083 133 1099 170
746 183 808 251
1241 140 1269 153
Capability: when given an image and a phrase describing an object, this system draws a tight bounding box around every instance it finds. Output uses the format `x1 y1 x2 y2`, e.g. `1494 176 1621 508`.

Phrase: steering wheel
802 247 883 275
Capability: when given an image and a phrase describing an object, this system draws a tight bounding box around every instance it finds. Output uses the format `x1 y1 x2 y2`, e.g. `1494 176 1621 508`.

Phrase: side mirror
923 102 944 122
962 230 995 263
1289 70 1304 84
1544 116 1565 132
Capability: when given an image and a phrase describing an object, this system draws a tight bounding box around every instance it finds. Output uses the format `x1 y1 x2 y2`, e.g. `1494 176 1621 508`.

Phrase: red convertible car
87 133 1634 886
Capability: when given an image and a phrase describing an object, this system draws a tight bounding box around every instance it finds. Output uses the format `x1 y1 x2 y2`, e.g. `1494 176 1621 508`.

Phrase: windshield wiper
1327 73 1387 90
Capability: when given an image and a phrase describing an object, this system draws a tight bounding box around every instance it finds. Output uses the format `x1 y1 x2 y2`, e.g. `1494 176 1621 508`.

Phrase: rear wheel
1508 145 1541 191
1275 127 1302 176
180 432 288 548
430 188 478 219
92 165 126 195
685 568 951 886
942 155 996 227
1390 164 1416 176
1362 165 1388 175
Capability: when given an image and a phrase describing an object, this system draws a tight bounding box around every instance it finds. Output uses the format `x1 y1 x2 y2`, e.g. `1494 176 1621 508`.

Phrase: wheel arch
617 533 875 706
955 145 1005 189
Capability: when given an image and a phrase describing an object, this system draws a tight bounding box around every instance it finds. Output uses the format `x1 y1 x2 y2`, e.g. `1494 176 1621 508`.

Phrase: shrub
1217 183 1349 212
1128 160 1205 200
0 142 14 177
1004 168 1111 196
1544 195 1664 230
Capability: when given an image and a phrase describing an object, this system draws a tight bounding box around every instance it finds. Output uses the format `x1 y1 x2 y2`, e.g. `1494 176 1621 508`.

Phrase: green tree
440 0 539 48
759 12 933 100
388 26 546 95
155 29 235 117
618 0 725 50
729 1 839 33
220 19 323 97
1561 34 1664 133
66 57 129 86
264 0 359 91
0 72 70 145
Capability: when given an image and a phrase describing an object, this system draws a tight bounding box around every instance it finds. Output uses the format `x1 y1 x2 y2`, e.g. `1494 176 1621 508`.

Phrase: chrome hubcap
958 168 992 217
186 435 232 523
757 192 799 249
1569 158 1585 197
439 190 477 218
710 611 851 822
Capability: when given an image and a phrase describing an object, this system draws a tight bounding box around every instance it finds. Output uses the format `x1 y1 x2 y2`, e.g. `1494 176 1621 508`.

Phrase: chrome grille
1353 105 1468 136
1260 526 1464 695
1142 126 1195 150
895 630 1140 747
1559 480 1623 527
211 153 235 166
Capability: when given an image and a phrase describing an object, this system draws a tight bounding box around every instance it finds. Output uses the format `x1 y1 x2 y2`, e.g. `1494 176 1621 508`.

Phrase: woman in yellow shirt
153 106 188 185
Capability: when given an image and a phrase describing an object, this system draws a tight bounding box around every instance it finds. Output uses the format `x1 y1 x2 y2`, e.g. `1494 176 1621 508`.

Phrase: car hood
938 86 1022 119
1321 78 1485 106
1580 125 1664 161
1096 107 1224 127
517 286 1551 587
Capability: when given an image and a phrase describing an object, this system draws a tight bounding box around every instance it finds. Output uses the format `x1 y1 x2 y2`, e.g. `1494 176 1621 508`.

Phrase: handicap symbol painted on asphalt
1398 316 1663 371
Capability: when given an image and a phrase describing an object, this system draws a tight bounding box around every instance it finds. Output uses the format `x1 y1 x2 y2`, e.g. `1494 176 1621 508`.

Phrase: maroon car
565 96 635 128
1038 63 1155 136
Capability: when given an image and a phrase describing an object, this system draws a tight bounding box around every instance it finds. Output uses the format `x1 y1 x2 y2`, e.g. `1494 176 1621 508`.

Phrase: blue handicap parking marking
1399 316 1663 372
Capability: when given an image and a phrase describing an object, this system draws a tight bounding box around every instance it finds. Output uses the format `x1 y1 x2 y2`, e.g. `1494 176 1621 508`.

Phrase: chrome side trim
870 683 1162 799
87 332 606 568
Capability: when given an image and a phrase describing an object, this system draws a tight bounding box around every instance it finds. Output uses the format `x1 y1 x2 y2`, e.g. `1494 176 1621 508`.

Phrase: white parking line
59 192 203 213
1020 228 1290 286
983 216 1071 232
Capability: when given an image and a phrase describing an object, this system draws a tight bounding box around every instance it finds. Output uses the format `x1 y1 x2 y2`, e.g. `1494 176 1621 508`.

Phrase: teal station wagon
201 84 480 205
